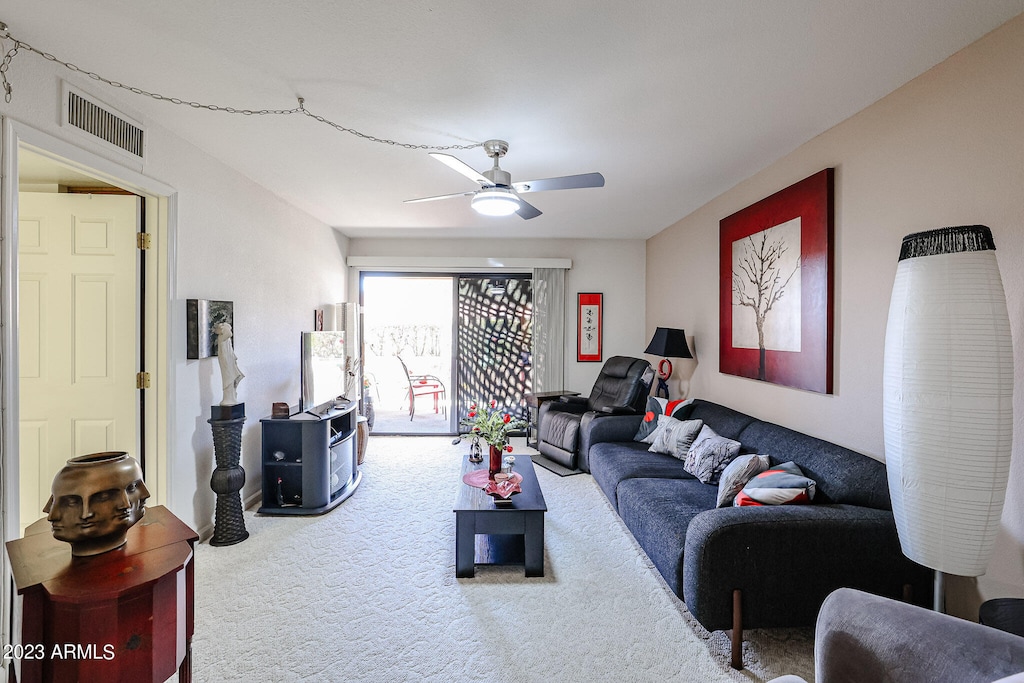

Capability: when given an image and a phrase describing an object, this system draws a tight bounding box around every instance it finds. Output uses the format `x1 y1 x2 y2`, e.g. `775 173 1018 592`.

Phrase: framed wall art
577 293 603 362
186 299 234 359
719 168 834 393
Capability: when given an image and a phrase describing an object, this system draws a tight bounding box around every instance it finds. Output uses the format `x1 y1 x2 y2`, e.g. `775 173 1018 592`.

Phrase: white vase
883 225 1013 577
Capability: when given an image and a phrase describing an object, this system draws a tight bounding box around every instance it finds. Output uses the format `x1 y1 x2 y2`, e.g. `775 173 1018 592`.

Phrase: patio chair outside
397 355 447 420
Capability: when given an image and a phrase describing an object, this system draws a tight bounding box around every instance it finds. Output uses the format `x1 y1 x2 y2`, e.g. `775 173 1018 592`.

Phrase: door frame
0 117 179 663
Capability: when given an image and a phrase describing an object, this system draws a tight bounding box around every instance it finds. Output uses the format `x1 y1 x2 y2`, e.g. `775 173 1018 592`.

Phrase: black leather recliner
537 356 654 470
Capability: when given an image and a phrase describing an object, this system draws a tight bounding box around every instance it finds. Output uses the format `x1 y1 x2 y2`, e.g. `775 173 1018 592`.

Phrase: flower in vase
461 400 527 450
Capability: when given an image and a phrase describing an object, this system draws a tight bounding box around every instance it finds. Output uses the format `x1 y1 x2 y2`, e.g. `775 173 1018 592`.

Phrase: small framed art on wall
577 293 603 362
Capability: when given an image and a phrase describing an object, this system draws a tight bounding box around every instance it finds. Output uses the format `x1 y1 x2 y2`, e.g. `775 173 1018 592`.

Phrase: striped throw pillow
734 461 816 506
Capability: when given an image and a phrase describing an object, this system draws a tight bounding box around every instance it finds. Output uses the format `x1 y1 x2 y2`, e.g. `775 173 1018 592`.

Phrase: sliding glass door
360 272 532 435
361 275 454 434
456 276 533 426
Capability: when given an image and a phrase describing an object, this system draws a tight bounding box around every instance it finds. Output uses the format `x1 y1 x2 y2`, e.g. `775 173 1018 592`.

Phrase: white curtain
531 267 566 392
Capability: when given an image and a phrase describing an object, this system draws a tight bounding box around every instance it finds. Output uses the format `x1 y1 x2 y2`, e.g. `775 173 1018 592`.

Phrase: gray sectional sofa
580 398 931 669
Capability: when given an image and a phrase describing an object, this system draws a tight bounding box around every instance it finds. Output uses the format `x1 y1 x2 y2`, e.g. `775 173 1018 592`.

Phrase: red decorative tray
462 470 523 500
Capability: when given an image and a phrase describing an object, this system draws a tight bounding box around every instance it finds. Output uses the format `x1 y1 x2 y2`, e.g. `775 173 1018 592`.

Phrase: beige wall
646 14 1024 618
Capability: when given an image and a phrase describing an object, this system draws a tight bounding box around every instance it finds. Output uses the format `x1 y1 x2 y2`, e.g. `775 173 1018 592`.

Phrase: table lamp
644 327 693 399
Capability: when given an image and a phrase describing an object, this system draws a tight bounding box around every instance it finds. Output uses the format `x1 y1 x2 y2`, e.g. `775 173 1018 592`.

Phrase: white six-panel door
17 192 140 531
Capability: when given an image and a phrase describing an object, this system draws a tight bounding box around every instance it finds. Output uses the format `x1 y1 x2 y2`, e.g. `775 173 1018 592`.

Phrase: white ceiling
5 2 1022 240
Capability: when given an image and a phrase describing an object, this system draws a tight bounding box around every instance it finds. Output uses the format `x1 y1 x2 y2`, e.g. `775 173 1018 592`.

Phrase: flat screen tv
300 331 350 414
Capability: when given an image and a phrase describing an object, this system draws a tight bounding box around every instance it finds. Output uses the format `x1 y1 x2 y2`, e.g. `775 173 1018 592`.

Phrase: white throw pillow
648 416 704 459
716 453 771 507
683 426 742 485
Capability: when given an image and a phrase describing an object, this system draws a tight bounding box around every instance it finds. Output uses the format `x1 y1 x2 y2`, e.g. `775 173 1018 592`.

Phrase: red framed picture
719 169 834 393
577 293 603 362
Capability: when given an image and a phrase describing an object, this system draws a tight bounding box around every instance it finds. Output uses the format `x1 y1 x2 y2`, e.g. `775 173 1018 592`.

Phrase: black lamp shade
645 327 693 359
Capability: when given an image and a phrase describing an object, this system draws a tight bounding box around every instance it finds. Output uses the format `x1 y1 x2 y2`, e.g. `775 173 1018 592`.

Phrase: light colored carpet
192 436 814 682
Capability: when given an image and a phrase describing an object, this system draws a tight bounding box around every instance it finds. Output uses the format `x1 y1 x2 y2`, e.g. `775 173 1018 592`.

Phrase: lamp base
654 358 673 398
933 569 945 612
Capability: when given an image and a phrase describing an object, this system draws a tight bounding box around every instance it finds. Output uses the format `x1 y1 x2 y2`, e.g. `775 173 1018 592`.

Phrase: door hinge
137 232 151 250
136 372 151 389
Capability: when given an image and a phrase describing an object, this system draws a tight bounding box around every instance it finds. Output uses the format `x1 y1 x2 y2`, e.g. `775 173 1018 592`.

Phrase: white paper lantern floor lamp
883 225 1014 611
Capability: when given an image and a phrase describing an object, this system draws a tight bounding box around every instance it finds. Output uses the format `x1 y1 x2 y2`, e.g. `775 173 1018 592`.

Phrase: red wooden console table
5 506 198 683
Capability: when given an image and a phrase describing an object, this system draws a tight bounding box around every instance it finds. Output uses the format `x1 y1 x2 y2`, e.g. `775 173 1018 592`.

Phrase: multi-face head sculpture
43 452 151 557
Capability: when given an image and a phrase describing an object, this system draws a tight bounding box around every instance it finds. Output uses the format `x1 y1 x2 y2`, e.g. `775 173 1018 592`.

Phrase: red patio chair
397 356 447 420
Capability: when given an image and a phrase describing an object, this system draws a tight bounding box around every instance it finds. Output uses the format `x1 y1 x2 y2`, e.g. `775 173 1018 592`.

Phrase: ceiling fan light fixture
471 188 520 217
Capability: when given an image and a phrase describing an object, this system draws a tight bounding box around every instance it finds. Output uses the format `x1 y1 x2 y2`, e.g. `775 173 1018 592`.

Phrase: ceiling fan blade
512 172 605 193
404 191 475 204
428 152 492 186
515 199 543 220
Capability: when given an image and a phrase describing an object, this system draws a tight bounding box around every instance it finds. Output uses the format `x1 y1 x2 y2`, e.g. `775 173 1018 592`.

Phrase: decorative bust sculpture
43 452 151 557
213 321 244 405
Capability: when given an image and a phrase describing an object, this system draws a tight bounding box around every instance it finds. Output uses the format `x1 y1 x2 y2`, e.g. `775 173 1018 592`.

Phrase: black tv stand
258 402 361 515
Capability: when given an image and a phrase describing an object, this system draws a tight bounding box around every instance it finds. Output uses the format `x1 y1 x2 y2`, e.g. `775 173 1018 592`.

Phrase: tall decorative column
209 403 249 546
883 225 1013 609
209 320 248 546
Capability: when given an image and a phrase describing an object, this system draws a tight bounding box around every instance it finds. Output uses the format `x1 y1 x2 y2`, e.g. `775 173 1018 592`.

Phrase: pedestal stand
7 507 197 683
209 403 249 546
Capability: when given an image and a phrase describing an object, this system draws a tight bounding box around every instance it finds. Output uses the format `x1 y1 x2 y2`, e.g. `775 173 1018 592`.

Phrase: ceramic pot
44 451 150 557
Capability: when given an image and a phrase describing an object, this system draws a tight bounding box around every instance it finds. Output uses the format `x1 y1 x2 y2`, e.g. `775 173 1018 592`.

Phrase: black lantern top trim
898 225 996 261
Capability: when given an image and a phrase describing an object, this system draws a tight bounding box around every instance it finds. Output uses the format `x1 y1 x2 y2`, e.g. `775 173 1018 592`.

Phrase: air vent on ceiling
62 84 145 160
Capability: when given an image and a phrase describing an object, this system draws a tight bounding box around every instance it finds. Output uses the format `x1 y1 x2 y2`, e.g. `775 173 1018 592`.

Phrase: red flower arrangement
461 399 527 450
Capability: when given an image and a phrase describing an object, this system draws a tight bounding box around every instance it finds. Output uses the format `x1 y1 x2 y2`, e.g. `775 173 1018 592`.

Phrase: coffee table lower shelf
455 512 546 578
454 454 547 578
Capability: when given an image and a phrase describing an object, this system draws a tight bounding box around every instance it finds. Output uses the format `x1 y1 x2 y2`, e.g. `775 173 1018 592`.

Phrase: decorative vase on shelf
489 444 503 480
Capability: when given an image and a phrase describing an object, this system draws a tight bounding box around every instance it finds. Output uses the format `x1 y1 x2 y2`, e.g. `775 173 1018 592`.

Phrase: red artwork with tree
719 169 834 393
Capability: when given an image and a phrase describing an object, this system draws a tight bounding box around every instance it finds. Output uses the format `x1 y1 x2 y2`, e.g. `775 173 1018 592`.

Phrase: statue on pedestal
213 321 244 405
209 320 248 545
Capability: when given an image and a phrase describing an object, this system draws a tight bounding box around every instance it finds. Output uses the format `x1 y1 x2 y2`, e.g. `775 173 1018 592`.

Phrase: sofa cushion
716 453 771 507
634 396 693 442
736 420 891 509
648 417 703 458
683 425 741 484
589 441 694 510
684 400 757 441
616 477 718 597
735 461 816 506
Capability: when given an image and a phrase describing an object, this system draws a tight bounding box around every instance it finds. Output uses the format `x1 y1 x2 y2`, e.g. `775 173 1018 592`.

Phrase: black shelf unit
257 401 361 515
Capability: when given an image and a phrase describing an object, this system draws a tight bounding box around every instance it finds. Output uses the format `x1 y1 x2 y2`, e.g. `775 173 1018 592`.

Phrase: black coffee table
454 453 547 577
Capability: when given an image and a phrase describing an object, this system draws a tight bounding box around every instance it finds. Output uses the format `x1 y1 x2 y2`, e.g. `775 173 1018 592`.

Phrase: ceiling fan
404 139 605 220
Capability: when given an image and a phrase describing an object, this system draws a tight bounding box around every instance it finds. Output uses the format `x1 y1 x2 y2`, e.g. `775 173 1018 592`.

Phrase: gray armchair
769 588 1024 683
536 356 653 470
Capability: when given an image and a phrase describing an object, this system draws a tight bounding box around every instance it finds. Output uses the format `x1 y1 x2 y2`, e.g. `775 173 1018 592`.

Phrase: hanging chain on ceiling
0 23 482 151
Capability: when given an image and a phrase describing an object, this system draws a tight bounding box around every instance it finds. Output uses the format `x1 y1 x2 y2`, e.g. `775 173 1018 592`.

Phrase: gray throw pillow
648 416 704 459
683 425 742 484
634 396 694 442
716 453 771 507
735 461 816 506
